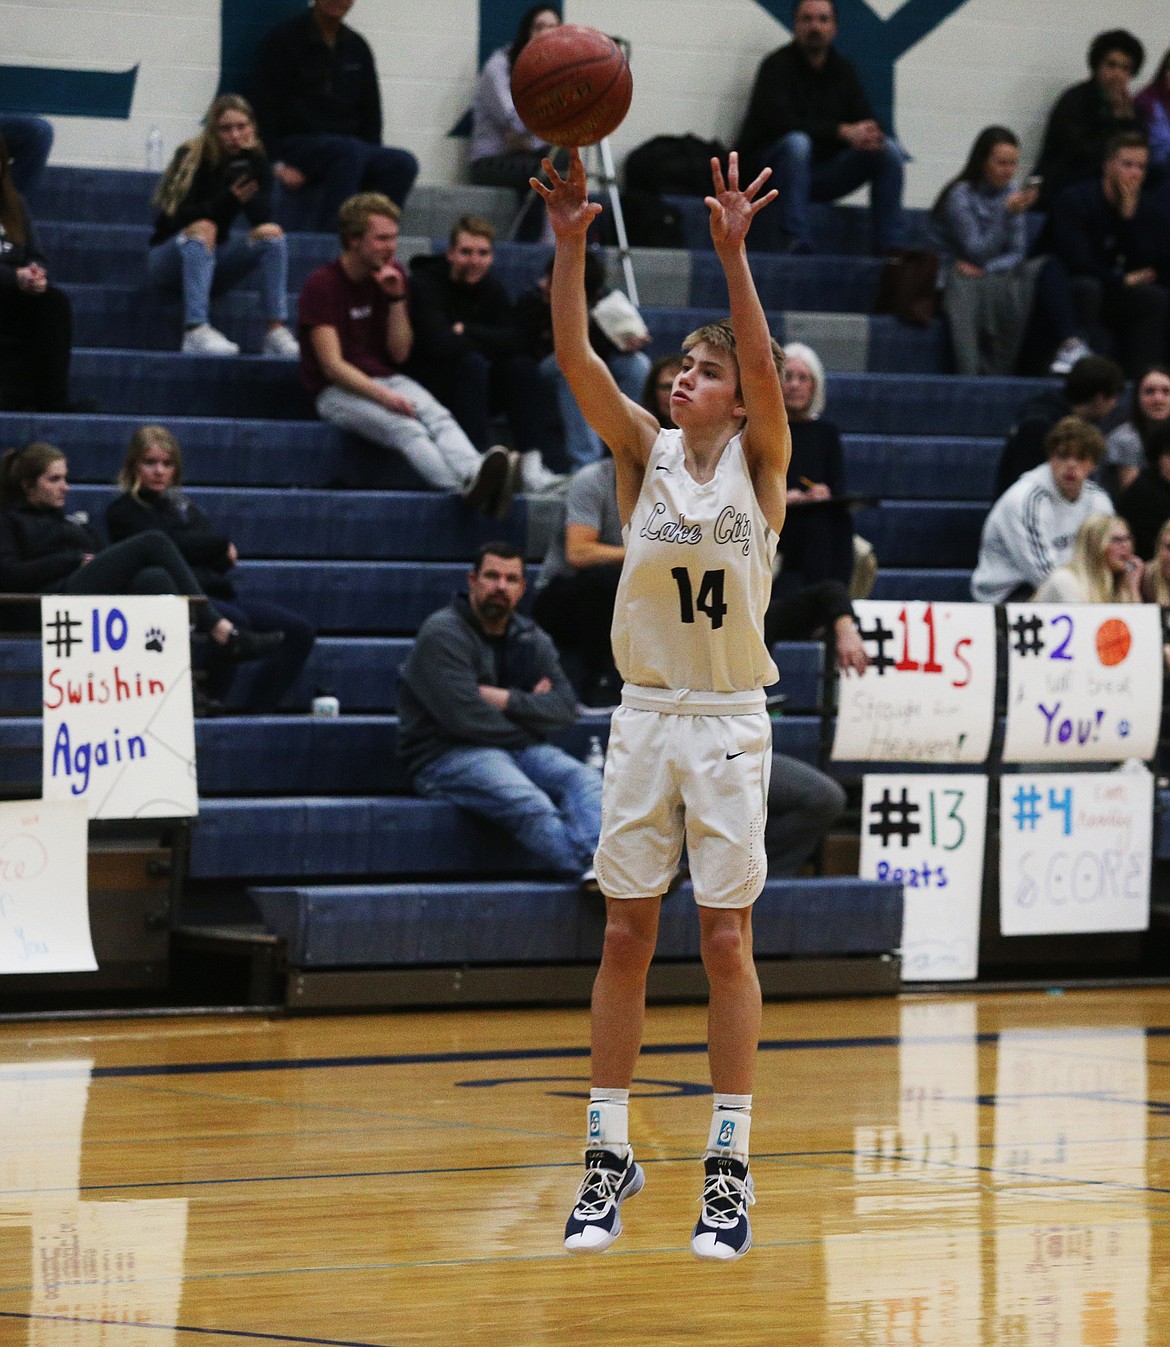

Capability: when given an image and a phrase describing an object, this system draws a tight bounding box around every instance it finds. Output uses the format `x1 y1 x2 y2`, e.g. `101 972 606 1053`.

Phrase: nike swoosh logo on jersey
726 751 746 759
655 465 670 472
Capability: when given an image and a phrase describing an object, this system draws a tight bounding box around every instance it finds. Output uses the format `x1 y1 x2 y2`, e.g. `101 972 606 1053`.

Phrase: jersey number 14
671 567 727 630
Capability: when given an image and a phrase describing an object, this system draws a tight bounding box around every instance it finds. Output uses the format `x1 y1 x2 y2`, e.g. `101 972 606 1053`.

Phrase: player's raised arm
531 152 658 470
706 153 790 528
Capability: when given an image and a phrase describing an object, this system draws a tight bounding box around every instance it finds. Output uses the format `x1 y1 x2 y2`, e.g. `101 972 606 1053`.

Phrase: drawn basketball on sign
1095 617 1131 668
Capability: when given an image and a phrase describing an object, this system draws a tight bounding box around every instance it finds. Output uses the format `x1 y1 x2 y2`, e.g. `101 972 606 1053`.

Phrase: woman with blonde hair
1033 513 1144 603
148 94 298 358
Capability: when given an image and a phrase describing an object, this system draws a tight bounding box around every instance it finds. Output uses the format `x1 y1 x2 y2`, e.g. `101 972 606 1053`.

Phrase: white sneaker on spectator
263 326 300 359
1049 337 1092 376
520 448 565 493
182 324 239 356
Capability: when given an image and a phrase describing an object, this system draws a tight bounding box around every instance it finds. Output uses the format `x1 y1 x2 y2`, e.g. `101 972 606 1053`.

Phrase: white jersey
611 428 778 693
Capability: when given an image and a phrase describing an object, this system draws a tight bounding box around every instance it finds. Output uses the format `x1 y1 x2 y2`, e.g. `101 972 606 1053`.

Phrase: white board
1003 604 1163 763
998 767 1153 935
41 595 197 819
0 799 95 974
860 773 988 981
833 601 996 763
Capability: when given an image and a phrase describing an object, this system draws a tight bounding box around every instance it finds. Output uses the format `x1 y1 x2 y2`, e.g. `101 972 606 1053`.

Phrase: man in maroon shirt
298 192 516 512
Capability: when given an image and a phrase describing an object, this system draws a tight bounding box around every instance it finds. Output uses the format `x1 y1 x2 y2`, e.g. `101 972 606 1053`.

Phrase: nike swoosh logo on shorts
655 465 670 472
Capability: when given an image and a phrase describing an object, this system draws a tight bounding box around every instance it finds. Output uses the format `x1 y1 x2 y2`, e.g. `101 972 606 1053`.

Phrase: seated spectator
1142 519 1170 674
0 114 53 192
106 426 315 713
1136 47 1170 181
994 354 1123 498
469 6 562 242
252 0 418 231
1104 364 1170 495
774 342 853 594
299 193 515 513
642 354 684 427
516 252 652 471
148 94 298 358
972 417 1113 602
1032 513 1143 602
764 576 869 675
0 133 82 413
736 0 906 254
1049 132 1169 379
397 542 602 887
532 449 624 706
0 441 281 665
1033 29 1145 207
1118 422 1170 559
928 126 1087 376
408 215 560 491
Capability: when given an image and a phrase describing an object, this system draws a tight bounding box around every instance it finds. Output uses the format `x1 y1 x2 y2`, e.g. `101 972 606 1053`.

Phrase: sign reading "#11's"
832 601 996 764
41 596 197 819
1003 604 1163 763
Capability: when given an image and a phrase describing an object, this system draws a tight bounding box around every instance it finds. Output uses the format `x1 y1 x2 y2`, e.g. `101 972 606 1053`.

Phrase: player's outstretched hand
530 149 602 240
705 151 777 250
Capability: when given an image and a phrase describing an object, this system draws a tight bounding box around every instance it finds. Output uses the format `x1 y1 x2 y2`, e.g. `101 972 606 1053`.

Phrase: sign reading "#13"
833 602 996 763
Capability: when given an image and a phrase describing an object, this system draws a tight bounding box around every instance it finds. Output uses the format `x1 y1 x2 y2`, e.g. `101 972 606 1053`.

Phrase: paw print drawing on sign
144 627 165 653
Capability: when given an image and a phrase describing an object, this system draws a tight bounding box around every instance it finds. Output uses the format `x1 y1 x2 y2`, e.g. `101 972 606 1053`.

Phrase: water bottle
311 691 340 718
585 735 605 771
145 125 165 173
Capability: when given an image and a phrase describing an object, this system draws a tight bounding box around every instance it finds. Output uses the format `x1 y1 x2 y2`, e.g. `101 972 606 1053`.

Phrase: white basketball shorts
593 686 773 909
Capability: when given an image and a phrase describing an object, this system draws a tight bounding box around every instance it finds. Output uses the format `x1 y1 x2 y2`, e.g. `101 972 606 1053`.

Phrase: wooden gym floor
0 986 1166 1345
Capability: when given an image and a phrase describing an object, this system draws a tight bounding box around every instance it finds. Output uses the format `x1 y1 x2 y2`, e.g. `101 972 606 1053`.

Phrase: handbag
873 249 939 327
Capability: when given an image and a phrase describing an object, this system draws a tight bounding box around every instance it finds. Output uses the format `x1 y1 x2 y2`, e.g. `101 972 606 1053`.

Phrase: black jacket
0 501 98 592
994 388 1073 499
1118 466 1170 560
396 594 577 777
0 199 49 292
106 488 235 597
737 43 875 167
1049 178 1169 288
406 254 521 365
1033 79 1142 208
150 146 274 247
253 9 382 148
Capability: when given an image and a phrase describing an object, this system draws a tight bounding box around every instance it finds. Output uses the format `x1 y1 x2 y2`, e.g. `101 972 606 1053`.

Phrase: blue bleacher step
870 569 973 602
246 876 903 966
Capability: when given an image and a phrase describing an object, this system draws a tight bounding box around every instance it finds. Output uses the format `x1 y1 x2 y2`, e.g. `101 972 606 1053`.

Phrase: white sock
587 1088 630 1161
706 1093 752 1162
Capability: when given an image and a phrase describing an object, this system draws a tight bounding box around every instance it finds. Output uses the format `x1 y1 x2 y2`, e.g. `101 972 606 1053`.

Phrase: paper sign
860 773 988 980
41 595 197 819
833 601 996 763
999 768 1152 935
0 799 95 974
1003 603 1163 763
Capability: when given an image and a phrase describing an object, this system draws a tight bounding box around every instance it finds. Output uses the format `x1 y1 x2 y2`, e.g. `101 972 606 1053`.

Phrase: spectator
0 441 281 664
1142 516 1170 603
764 576 870 676
298 192 516 513
0 133 82 413
775 341 853 592
408 214 560 491
1118 422 1170 559
106 426 315 714
972 416 1113 602
0 114 53 192
736 0 906 254
1104 364 1170 495
253 0 418 230
516 251 652 471
642 354 684 427
1032 513 1143 603
469 5 562 241
148 94 298 358
994 353 1123 498
1033 29 1145 206
1136 47 1170 180
1049 131 1169 379
397 541 602 886
928 125 1087 376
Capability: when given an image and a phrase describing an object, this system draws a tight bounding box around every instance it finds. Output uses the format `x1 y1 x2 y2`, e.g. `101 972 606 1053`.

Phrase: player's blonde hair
682 318 786 391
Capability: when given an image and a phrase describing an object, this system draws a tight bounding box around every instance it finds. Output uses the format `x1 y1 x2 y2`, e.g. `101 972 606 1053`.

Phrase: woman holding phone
147 94 299 358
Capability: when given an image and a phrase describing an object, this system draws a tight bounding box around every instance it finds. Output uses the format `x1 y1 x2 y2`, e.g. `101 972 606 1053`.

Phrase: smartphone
227 155 256 187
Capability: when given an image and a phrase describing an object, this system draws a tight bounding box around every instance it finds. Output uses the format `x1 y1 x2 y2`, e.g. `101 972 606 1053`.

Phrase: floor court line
0 1311 387 1347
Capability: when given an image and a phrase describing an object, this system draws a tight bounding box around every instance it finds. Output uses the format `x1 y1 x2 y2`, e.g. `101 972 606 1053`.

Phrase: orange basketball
1095 617 1132 666
510 25 632 147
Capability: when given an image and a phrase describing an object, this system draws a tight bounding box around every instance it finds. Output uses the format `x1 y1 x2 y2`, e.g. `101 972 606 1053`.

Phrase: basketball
510 25 632 147
1095 617 1132 667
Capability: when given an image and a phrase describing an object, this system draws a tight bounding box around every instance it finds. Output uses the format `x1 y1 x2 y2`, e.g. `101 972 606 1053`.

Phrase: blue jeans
208 596 316 711
413 742 602 875
279 134 419 228
147 232 288 329
760 131 906 253
539 348 652 469
0 114 53 192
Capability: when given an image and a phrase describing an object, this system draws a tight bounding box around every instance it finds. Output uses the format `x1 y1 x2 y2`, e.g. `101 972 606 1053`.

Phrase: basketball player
532 149 790 1260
